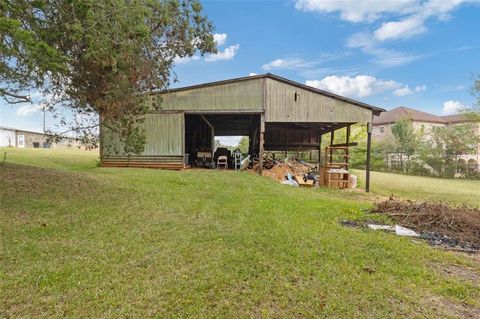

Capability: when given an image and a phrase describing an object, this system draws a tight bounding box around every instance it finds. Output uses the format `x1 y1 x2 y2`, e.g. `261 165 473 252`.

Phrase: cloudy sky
1 0 479 135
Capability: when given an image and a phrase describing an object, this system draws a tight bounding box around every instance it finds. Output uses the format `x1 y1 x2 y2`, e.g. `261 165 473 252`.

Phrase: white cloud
213 33 228 46
415 85 427 92
297 1 472 42
392 84 427 96
262 58 318 71
346 32 426 67
368 47 426 67
374 15 427 41
306 75 402 98
174 33 236 64
393 86 414 96
205 44 240 62
16 102 45 117
442 100 464 115
249 73 258 76
373 0 470 41
261 53 344 73
345 32 375 48
294 0 418 23
174 55 200 64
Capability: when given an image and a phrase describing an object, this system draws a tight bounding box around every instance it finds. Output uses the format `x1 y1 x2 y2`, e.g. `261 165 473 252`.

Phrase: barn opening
184 113 260 168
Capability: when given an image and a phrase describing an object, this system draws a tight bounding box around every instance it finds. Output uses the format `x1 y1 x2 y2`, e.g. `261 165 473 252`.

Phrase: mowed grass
1 148 479 318
354 170 480 206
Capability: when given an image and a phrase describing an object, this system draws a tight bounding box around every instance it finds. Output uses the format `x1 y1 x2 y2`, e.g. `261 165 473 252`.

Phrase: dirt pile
372 198 480 249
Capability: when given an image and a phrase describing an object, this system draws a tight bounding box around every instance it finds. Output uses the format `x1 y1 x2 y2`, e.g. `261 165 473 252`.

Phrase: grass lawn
1 148 479 318
354 170 480 207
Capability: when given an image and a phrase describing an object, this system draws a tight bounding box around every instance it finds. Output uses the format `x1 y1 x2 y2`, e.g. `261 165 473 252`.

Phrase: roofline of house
373 119 447 126
0 126 45 135
154 73 386 115
0 126 80 140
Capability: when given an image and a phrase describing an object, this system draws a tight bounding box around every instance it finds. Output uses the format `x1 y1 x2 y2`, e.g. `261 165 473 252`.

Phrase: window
380 126 385 133
17 135 25 148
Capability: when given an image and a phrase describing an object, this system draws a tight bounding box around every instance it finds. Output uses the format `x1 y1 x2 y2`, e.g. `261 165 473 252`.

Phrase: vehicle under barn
100 73 385 190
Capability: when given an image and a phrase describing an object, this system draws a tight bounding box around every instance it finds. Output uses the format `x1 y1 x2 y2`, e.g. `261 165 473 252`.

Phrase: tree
389 119 422 172
0 1 67 103
421 124 479 177
460 74 480 124
1 0 216 151
236 136 249 153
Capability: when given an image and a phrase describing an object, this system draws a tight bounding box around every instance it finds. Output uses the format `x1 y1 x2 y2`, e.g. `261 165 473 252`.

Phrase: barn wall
265 78 373 123
101 113 184 157
143 113 184 156
153 78 263 112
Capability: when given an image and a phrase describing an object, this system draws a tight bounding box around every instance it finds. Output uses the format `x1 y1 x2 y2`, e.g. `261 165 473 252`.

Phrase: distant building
0 126 81 149
372 106 479 173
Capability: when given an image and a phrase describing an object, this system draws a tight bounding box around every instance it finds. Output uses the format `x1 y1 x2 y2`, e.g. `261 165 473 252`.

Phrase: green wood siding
143 113 183 156
101 113 184 157
265 78 373 123
153 78 263 112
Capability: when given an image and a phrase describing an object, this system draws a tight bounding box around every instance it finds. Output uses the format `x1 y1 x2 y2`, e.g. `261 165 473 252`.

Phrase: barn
100 73 385 190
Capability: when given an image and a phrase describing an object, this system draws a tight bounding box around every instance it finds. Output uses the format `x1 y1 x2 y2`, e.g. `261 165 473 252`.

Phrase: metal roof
159 73 385 115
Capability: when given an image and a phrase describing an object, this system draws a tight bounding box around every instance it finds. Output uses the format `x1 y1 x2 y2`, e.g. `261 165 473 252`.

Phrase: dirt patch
423 294 480 318
371 199 480 249
429 262 480 285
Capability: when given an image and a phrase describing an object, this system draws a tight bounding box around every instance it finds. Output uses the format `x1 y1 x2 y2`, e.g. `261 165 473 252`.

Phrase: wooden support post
346 125 351 165
258 113 265 175
318 134 322 170
201 115 215 165
366 122 372 192
329 131 335 164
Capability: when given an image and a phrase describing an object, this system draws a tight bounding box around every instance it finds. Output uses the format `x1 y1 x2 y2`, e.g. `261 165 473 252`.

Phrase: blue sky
1 0 480 135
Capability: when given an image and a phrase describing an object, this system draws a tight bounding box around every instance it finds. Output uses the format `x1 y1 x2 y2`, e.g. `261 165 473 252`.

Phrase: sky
1 0 480 145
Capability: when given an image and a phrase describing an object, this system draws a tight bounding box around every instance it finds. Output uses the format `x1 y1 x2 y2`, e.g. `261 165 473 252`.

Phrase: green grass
354 170 480 206
1 148 479 318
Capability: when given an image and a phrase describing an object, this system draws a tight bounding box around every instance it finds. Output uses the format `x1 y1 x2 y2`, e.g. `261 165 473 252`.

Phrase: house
0 126 81 149
372 106 479 172
100 73 385 190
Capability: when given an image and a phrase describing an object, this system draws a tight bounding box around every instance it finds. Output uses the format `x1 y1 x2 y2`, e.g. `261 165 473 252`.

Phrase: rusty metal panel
265 78 372 123
153 78 263 111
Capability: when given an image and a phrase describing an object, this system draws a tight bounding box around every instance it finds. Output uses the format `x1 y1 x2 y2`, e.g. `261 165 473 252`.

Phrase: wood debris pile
372 198 480 250
251 157 317 183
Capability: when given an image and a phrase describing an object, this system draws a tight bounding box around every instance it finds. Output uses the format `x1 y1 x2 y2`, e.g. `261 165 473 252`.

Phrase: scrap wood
250 157 318 184
372 199 480 247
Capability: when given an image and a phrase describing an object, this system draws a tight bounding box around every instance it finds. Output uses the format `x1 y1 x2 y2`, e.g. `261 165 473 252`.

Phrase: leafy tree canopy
1 0 216 150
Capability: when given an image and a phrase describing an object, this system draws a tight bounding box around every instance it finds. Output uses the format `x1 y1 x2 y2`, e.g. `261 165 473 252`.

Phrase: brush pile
372 198 480 250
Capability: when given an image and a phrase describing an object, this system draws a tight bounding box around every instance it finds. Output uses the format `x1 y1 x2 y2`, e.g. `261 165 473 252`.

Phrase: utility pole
43 104 46 133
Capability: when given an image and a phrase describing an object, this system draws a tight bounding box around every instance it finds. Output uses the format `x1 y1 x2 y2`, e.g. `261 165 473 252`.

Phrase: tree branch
0 89 31 103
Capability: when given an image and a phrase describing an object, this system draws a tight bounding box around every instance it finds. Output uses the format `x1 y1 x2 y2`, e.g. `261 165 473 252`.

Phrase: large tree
0 0 67 103
1 0 216 150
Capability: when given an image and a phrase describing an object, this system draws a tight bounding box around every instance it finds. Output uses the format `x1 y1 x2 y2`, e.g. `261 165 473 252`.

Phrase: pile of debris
250 156 318 186
371 198 480 251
